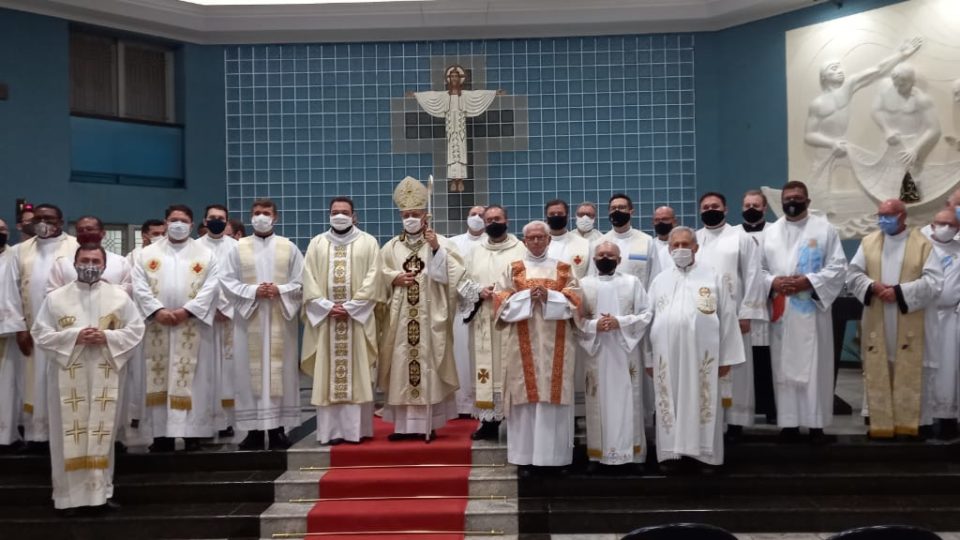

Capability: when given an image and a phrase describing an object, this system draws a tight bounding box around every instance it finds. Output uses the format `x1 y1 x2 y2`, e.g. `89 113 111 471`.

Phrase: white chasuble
449 231 487 415
301 228 379 443
198 234 239 431
222 234 304 432
0 251 26 445
376 233 465 434
761 215 847 428
578 274 651 465
131 238 220 438
15 233 79 441
647 262 745 466
414 90 497 179
923 233 960 419
32 281 143 509
696 223 766 427
456 234 527 421
496 254 580 466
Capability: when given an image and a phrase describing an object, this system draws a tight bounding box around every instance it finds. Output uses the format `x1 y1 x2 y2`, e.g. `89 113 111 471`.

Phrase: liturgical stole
238 238 290 398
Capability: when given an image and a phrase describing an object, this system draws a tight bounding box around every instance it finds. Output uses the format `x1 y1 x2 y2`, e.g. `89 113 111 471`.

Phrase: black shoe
658 459 683 475
183 438 202 452
724 424 743 444
517 464 534 479
630 463 646 475
268 428 292 450
387 432 414 441
218 426 235 438
148 437 175 453
585 461 601 475
457 413 473 420
809 428 834 446
779 427 802 443
19 441 50 455
238 430 265 450
0 441 23 454
114 441 127 454
471 420 501 441
698 462 722 475
937 418 959 440
56 507 81 518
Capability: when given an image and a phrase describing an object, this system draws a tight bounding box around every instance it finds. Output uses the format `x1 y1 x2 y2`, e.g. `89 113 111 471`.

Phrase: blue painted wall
0 8 226 231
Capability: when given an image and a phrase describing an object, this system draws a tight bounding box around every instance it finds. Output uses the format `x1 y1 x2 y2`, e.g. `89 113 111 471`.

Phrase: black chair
622 523 737 540
827 525 941 540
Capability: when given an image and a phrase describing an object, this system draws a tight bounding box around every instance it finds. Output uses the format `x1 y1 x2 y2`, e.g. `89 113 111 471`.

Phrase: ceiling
0 0 827 44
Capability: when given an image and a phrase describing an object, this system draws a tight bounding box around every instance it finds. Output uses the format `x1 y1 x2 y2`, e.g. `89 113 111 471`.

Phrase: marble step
0 447 286 476
285 435 508 471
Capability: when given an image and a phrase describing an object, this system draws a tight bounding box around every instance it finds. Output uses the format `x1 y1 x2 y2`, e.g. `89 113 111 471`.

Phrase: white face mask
932 224 959 243
252 214 274 234
403 216 423 234
576 215 595 233
671 247 694 268
467 214 485 232
330 214 353 232
166 221 191 241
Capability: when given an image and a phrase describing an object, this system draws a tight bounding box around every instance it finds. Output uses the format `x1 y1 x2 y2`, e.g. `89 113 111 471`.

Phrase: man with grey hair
578 241 651 473
496 221 581 475
645 226 744 471
573 202 603 243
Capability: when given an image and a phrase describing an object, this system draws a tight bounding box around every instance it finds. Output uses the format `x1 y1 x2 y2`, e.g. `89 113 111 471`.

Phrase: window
70 28 176 124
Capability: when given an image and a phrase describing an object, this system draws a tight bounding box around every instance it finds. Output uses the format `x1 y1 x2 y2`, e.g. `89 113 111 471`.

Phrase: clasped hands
772 275 812 296
154 308 191 326
256 282 280 299
530 285 549 304
596 313 620 332
76 327 107 345
871 282 899 304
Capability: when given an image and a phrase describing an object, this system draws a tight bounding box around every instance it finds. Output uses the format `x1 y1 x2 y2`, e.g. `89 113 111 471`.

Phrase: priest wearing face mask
449 205 487 417
220 199 304 450
0 218 26 452
760 181 847 443
301 197 380 445
48 216 132 296
847 198 942 439
695 192 766 443
920 208 960 439
456 205 527 440
131 204 221 452
14 203 79 453
595 193 656 287
376 176 465 440
32 244 144 512
573 202 603 243
649 206 677 279
545 199 591 279
645 226 744 471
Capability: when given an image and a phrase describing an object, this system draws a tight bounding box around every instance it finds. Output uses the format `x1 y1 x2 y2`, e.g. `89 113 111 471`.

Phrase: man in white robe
221 199 303 450
376 176 465 439
47 216 131 295
847 198 943 439
32 244 144 511
578 241 651 472
456 205 527 440
573 202 603 243
595 194 656 286
762 182 847 443
14 204 79 453
545 199 591 279
921 208 960 439
646 226 745 469
197 205 240 438
0 219 26 451
449 205 487 417
696 192 766 441
131 205 220 452
301 197 380 445
496 221 580 475
649 205 677 279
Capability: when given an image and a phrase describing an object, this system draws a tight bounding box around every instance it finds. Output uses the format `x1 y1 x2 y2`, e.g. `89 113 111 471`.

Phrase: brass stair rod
290 494 507 503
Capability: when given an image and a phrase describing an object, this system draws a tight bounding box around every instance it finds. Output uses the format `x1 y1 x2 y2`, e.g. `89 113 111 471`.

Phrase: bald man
847 199 943 439
649 206 677 279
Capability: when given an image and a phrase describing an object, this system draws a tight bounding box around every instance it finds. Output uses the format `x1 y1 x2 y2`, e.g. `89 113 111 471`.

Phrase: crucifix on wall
406 65 507 193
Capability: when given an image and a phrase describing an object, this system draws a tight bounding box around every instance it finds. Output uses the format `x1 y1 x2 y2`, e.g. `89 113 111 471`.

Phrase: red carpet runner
306 417 479 540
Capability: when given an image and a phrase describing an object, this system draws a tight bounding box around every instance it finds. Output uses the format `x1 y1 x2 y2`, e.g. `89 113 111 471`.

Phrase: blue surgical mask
878 215 900 236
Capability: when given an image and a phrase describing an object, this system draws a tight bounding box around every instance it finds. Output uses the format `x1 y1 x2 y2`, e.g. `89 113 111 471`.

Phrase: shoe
779 427 802 443
937 419 959 440
457 413 473 420
724 424 743 444
218 426 235 438
387 432 415 441
0 441 23 454
183 438 202 452
809 428 833 446
471 420 500 441
517 465 534 479
658 459 683 475
238 430 265 450
585 461 601 475
19 441 50 455
630 463 646 475
698 462 722 475
148 437 175 453
114 441 128 454
56 507 81 518
268 428 292 450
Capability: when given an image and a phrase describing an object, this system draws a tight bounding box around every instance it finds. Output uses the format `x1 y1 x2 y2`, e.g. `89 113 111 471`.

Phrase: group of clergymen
1 175 959 513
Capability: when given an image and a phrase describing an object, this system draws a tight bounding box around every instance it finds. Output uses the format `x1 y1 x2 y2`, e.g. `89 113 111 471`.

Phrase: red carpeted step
306 494 468 531
329 418 477 467
319 466 470 498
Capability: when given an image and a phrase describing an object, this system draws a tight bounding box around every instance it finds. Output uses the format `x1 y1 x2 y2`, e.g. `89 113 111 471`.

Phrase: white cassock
647 261 745 465
546 230 591 279
497 253 580 466
221 234 304 432
847 229 943 426
921 227 960 420
761 215 847 428
696 223 766 427
649 236 672 280
414 90 497 179
449 231 486 415
47 251 131 295
198 234 240 431
121 247 148 445
0 250 26 445
32 281 143 509
14 234 79 442
734 225 770 349
578 274 651 465
301 228 380 443
131 238 220 438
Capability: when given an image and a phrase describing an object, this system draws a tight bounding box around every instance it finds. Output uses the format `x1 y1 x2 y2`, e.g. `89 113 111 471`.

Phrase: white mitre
393 176 428 211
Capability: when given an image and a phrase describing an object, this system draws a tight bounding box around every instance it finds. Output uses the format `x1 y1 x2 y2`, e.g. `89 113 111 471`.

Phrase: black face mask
609 211 631 228
594 257 618 275
485 222 507 238
654 222 673 237
701 209 726 227
546 215 568 231
0 233 7 249
742 208 764 224
783 200 808 218
206 219 227 235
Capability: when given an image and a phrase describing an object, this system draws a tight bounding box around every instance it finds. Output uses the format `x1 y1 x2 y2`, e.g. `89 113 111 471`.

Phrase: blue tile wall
225 34 696 248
